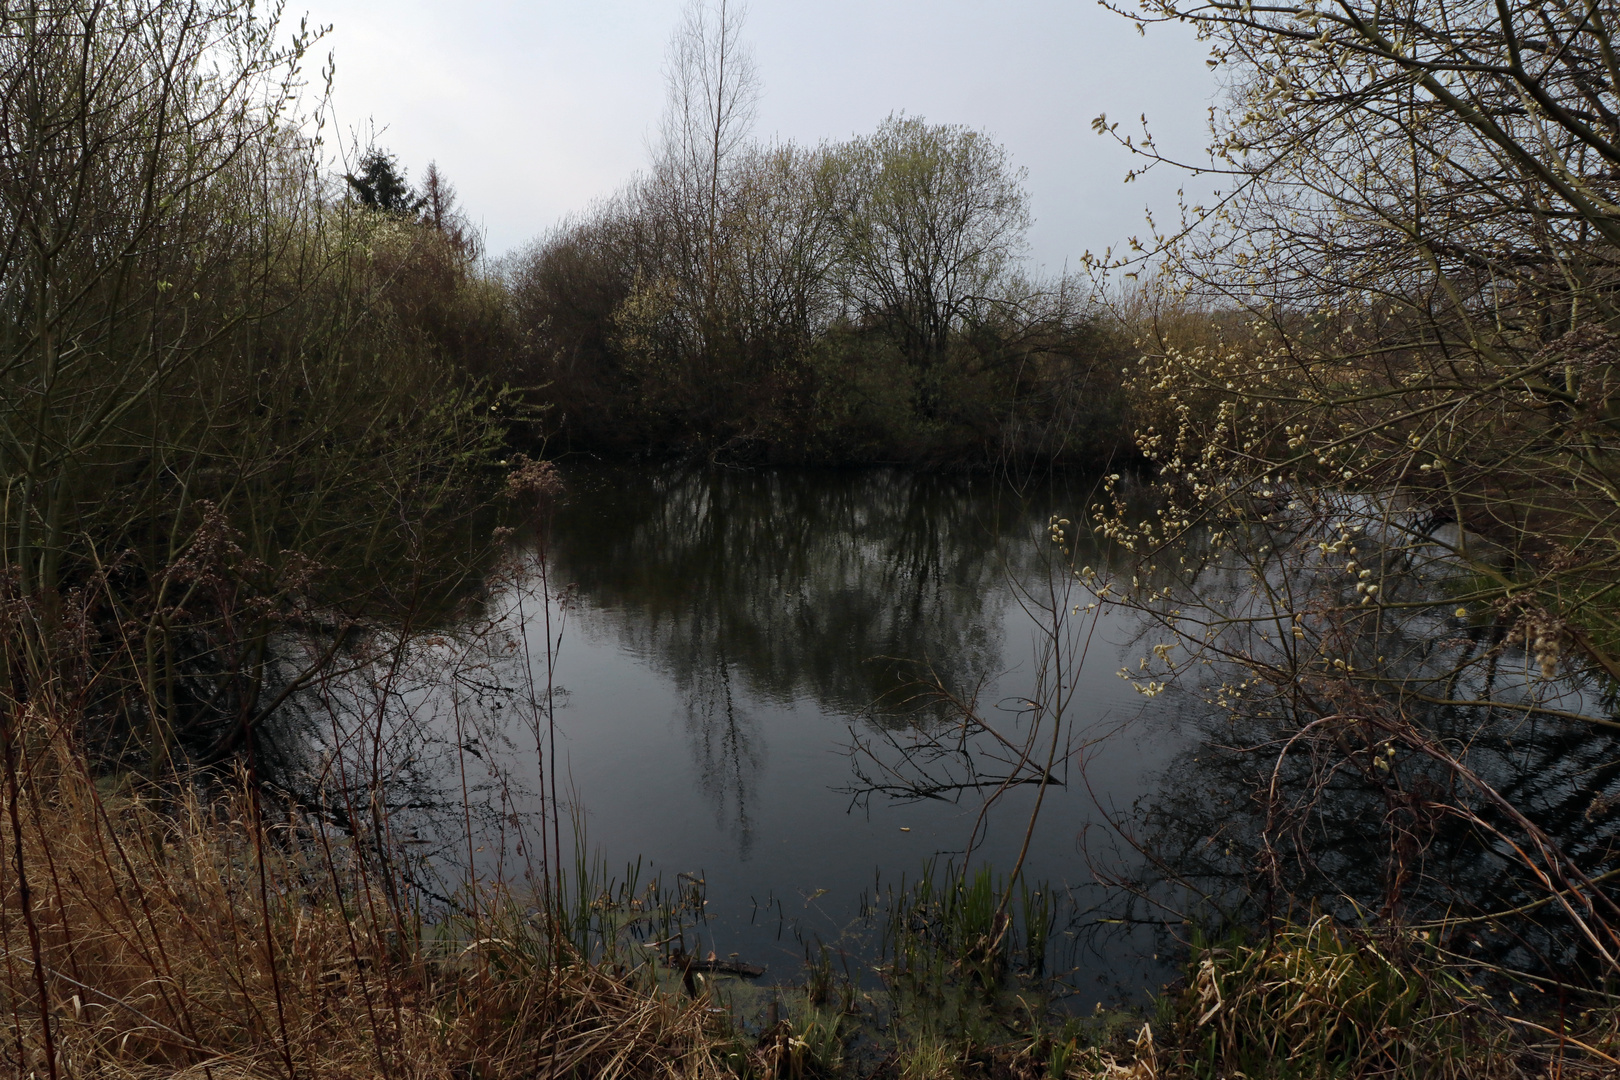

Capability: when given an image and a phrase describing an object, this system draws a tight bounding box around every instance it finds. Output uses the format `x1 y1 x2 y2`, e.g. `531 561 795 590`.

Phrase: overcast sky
299 0 1220 273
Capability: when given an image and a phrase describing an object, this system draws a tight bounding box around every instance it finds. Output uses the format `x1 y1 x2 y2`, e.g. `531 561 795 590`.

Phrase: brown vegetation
0 723 730 1078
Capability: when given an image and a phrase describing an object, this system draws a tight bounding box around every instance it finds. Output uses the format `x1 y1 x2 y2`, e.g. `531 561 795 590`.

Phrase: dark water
277 464 1620 1001
504 464 1179 1000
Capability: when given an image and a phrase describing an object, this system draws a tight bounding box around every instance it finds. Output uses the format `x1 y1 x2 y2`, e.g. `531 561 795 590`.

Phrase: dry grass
1136 918 1620 1080
0 710 731 1080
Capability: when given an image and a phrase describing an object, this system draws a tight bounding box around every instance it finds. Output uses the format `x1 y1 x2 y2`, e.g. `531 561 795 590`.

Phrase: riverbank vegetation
0 0 1138 1072
12 0 1620 1073
1048 0 1620 1070
0 0 537 1074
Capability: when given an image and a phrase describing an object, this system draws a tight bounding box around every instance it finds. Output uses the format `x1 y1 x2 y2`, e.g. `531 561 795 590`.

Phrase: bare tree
838 115 1031 415
1092 0 1620 714
644 0 761 381
658 0 759 263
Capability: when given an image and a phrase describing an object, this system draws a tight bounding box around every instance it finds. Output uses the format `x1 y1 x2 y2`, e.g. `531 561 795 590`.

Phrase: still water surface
525 464 1176 999
287 462 1620 998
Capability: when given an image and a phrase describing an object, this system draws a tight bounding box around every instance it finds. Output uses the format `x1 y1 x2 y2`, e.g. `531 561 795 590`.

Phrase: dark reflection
547 464 1110 848
1133 703 1620 981
684 650 763 856
259 463 1200 1005
1103 507 1620 987
551 466 1031 710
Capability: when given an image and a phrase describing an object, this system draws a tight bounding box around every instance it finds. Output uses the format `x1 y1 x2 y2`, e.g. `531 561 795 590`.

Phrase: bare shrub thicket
842 0 1620 1069
0 0 527 776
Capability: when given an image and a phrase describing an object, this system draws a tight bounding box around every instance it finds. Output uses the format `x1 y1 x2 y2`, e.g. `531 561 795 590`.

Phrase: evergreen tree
345 149 425 214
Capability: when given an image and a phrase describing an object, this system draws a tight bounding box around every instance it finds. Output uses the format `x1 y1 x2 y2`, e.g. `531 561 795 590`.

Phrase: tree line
0 0 1136 789
504 1 1130 466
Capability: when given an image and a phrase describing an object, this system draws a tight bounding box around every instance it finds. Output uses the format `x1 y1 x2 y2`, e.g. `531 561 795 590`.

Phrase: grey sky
304 0 1220 273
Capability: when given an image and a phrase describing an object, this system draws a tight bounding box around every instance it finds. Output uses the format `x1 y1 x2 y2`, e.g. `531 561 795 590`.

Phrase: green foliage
871 860 1065 1058
839 114 1031 392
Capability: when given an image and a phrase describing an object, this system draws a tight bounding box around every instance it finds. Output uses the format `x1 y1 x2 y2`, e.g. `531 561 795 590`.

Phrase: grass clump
876 863 1059 1018
727 863 1142 1079
1143 916 1616 1079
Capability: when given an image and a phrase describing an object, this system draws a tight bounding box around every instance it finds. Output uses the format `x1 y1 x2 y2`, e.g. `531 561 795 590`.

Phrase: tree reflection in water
545 464 1093 847
1086 497 1620 986
254 463 1262 1005
1126 697 1620 979
682 649 762 856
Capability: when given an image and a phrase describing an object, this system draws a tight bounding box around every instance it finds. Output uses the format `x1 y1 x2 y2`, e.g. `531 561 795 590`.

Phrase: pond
501 464 1181 1003
274 463 1620 1004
